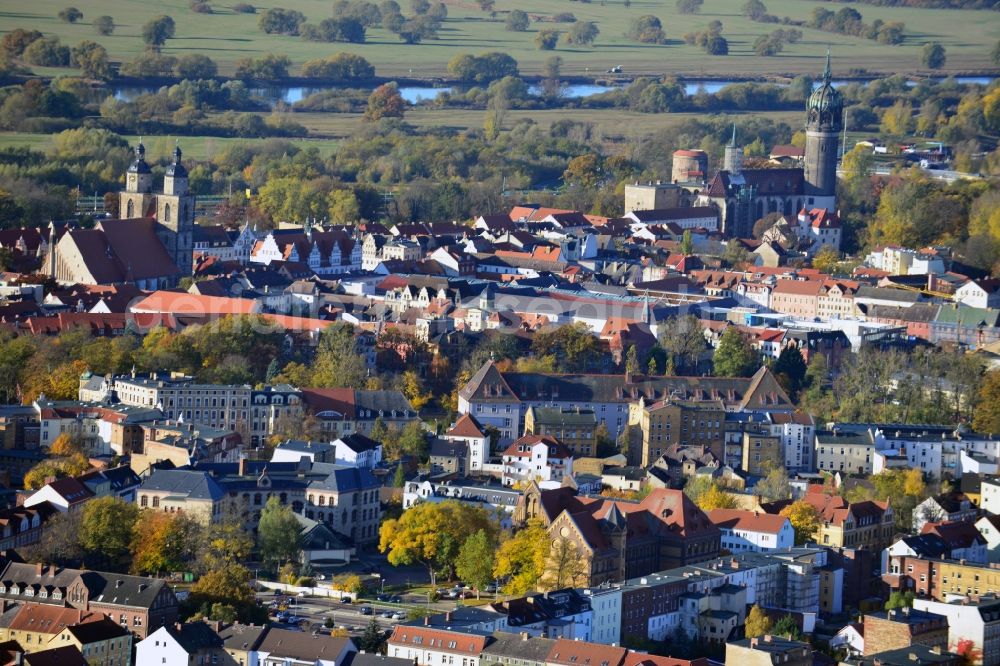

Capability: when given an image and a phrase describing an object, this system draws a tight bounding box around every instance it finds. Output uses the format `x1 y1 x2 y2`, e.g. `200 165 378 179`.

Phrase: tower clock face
128 176 136 189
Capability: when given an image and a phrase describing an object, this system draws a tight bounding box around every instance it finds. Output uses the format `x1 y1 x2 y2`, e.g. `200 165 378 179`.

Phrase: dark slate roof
256 628 352 662
895 533 949 559
628 207 719 222
218 623 269 652
23 646 88 666
337 432 380 453
139 469 226 501
429 438 468 459
481 633 557 662
353 390 416 416
307 464 379 492
344 654 412 666
66 616 131 643
166 621 224 653
79 571 171 610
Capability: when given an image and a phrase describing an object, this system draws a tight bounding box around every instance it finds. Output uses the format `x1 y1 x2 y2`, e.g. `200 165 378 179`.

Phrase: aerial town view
0 0 997 664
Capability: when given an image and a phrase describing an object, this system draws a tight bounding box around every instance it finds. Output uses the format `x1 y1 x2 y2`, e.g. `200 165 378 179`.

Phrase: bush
295 576 315 587
176 54 218 79
535 30 560 50
258 8 306 35
552 12 576 22
233 2 256 12
93 16 115 35
627 15 666 44
301 53 375 81
23 37 70 67
1 29 43 57
677 0 703 14
446 52 518 83
191 1 214 13
301 18 366 43
58 7 83 23
505 10 529 31
120 50 177 77
234 53 291 80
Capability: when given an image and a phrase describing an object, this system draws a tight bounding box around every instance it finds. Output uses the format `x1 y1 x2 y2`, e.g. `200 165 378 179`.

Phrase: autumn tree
745 604 772 638
257 496 302 569
311 322 368 388
493 519 548 595
365 83 405 121
780 500 820 545
922 42 945 69
455 529 495 597
531 322 600 373
380 500 497 585
543 537 587 590
755 464 792 502
80 496 139 569
697 482 739 511
142 15 176 46
713 327 759 377
658 315 706 374
130 511 200 575
973 369 1000 434
812 245 840 275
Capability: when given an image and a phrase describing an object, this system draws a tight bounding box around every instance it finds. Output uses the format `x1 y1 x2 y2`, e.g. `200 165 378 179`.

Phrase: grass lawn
2 0 997 79
269 106 804 139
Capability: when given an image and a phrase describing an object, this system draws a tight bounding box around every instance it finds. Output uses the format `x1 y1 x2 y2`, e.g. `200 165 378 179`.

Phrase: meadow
2 0 998 79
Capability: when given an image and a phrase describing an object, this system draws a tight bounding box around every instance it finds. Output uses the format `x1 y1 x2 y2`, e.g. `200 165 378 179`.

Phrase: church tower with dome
804 51 842 211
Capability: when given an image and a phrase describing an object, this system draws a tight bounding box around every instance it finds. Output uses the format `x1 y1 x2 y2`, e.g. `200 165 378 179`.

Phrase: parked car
340 597 352 603
360 606 373 615
380 611 394 618
391 612 406 620
389 595 402 603
377 594 390 602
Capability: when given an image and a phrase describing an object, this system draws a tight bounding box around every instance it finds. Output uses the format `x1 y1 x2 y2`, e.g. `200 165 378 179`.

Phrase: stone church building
46 142 194 288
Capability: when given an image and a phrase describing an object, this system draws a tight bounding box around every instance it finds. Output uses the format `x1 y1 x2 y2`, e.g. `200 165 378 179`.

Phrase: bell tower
804 51 842 211
155 145 195 272
120 141 156 220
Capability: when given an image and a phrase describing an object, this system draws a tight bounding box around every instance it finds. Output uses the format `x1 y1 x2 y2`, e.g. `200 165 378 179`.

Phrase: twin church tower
119 141 195 273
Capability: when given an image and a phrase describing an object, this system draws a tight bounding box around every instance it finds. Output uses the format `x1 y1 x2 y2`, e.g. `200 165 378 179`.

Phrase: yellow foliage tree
903 468 926 497
780 500 820 545
494 519 548 596
745 604 773 638
697 482 739 511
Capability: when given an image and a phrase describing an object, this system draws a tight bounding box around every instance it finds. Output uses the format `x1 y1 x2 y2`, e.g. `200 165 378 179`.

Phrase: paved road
260 591 452 633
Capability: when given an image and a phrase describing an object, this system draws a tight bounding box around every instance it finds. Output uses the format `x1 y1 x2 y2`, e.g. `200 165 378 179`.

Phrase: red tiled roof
300 388 356 419
503 434 573 459
446 414 486 439
547 639 627 666
708 508 790 535
389 626 487 655
131 291 259 316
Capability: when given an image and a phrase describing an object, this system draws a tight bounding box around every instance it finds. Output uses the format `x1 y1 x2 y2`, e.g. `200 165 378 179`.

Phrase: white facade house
707 509 796 553
501 435 574 488
584 585 623 646
332 433 383 469
954 278 1000 309
442 414 489 474
913 597 1000 666
135 626 198 666
388 626 487 666
829 623 864 657
768 411 815 472
982 476 1000 516
976 515 1000 563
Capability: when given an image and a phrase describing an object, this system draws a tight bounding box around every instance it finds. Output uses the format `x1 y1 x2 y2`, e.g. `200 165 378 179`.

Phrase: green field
0 106 800 158
2 0 998 79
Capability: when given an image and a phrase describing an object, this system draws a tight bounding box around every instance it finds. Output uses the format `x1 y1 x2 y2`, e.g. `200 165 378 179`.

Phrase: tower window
126 200 134 218
164 203 171 222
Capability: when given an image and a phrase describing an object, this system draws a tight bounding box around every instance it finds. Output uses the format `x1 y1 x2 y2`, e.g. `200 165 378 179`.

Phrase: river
112 76 995 106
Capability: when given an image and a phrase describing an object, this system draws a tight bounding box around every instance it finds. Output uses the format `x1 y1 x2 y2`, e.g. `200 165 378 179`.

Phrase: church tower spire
723 123 743 175
804 49 842 210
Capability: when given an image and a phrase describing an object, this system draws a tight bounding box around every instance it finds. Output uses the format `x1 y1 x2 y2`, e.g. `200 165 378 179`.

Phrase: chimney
35 563 41 576
239 458 247 476
445 612 452 622
750 638 758 648
520 632 529 641
424 616 430 626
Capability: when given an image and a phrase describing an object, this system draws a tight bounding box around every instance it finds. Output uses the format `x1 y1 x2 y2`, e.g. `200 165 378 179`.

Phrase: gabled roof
708 509 790 535
389 625 489 655
446 413 487 439
546 638 627 666
139 469 226 501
